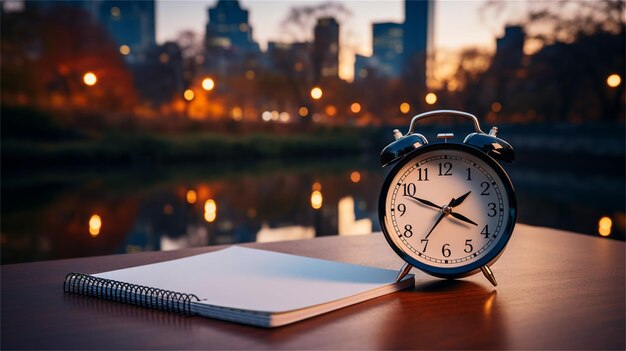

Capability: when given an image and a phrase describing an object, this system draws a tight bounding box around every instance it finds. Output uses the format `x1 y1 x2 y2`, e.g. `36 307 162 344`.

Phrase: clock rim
378 142 517 278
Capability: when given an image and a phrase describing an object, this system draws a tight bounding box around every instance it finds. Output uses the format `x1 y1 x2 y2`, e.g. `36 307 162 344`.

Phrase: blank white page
94 246 408 313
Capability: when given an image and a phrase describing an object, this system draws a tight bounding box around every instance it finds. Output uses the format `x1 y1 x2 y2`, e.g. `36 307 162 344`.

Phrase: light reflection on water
1 156 624 264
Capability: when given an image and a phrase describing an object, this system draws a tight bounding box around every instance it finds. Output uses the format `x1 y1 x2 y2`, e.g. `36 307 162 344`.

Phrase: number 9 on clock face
379 143 516 278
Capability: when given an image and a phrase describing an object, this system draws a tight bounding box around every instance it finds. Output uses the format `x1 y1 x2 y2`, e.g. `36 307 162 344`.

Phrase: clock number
403 224 413 238
397 203 406 217
464 239 473 253
487 203 497 217
420 239 429 252
466 168 472 181
481 182 490 196
442 243 451 257
481 225 490 238
402 183 416 196
438 162 452 176
417 168 429 181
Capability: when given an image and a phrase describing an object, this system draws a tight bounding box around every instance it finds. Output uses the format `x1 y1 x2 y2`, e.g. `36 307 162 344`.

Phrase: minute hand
407 195 443 210
450 212 478 226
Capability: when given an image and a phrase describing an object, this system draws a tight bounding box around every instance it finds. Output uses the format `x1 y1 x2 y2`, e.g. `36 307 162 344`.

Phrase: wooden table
2 224 624 349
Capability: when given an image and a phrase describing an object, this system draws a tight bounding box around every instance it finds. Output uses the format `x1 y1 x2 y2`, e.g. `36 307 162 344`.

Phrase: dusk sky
157 1 528 80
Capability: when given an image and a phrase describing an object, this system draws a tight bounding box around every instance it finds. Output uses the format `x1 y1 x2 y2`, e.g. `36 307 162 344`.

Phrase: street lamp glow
204 199 217 223
298 106 309 117
607 74 621 88
83 72 97 86
350 102 361 113
310 87 323 100
598 216 612 237
89 214 102 237
119 45 131 55
183 89 195 101
311 191 323 210
325 105 337 116
350 171 361 183
400 102 410 114
202 77 215 91
425 93 437 105
186 190 197 204
491 102 502 113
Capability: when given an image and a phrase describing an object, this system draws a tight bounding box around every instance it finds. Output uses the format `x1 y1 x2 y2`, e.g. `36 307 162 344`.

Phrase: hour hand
450 191 471 207
407 195 442 210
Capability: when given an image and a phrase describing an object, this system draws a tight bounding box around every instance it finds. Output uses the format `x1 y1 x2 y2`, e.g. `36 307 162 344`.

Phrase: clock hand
424 212 446 239
450 211 478 226
449 191 471 208
407 195 443 210
424 197 456 239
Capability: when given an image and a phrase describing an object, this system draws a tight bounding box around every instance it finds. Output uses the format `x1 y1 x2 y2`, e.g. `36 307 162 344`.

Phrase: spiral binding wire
63 273 200 315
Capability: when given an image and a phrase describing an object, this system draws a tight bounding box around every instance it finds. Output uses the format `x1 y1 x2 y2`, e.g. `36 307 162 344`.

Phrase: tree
1 5 137 114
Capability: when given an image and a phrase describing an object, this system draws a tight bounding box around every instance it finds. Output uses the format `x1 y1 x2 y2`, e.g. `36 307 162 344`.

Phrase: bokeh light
83 72 97 86
183 89 195 101
202 77 215 91
400 102 410 114
425 93 437 105
186 190 197 204
350 171 361 183
310 87 323 100
298 106 309 117
119 45 131 55
88 214 101 237
204 199 217 222
607 74 621 88
350 102 361 113
311 191 323 210
598 216 612 237
491 102 502 112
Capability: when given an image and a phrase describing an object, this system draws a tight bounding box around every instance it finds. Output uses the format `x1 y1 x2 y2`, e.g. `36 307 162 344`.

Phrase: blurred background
1 0 624 264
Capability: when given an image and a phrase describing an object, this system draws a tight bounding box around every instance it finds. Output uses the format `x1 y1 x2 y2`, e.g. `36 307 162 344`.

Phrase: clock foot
395 263 413 282
480 265 498 287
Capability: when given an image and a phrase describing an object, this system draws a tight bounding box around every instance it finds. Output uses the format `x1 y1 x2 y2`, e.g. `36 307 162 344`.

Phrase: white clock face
383 148 512 271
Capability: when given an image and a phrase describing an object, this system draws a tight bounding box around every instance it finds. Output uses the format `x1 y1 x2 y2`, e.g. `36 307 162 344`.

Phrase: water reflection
338 197 372 236
0 154 624 264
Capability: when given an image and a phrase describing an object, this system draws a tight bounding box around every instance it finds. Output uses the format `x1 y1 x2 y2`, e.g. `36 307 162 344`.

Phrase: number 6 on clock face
379 143 516 278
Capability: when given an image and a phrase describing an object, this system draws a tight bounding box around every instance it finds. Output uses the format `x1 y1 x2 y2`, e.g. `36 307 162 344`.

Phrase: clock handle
406 110 486 135
480 265 498 287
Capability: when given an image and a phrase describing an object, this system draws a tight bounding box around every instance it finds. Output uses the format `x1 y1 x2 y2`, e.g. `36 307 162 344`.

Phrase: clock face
380 143 516 277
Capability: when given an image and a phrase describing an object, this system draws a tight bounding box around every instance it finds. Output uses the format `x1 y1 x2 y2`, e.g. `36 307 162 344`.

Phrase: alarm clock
378 110 516 286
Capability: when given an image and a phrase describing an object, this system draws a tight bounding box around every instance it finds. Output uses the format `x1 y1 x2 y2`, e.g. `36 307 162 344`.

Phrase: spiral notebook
64 246 415 327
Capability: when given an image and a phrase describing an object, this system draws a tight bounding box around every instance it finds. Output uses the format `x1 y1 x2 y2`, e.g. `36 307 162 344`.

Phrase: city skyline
157 0 528 81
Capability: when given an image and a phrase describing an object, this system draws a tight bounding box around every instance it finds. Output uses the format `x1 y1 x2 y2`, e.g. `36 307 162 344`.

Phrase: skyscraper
494 25 525 70
403 0 433 89
204 0 260 74
205 0 259 53
373 22 404 77
313 17 339 79
97 1 156 64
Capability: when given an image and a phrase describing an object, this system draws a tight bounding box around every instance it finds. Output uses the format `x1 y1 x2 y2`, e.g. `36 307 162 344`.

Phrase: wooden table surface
1 224 624 350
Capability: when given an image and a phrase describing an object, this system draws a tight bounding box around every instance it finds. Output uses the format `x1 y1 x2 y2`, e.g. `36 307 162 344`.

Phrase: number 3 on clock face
379 143 516 278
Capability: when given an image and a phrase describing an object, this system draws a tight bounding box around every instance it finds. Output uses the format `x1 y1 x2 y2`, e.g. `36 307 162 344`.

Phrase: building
204 0 260 75
372 22 404 77
313 17 339 79
132 42 185 107
266 41 312 76
25 0 156 64
403 0 434 89
494 25 525 70
97 1 156 64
